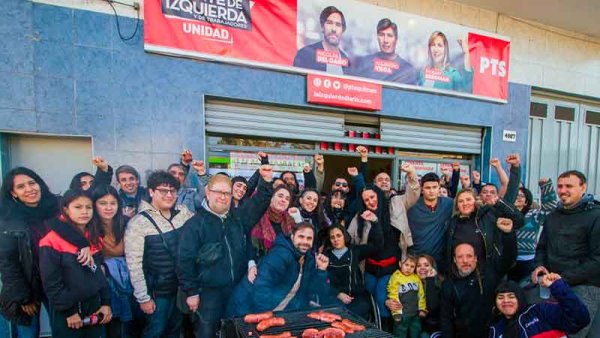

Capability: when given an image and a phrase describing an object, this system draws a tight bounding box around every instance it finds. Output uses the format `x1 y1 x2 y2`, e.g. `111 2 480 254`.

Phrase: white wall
8 134 93 194
32 0 600 98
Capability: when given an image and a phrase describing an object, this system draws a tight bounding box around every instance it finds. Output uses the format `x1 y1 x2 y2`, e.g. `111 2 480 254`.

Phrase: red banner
468 33 510 100
145 0 511 102
307 74 382 111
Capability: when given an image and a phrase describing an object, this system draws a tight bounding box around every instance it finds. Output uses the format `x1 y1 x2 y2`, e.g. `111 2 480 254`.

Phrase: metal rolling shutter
205 101 345 141
206 101 482 154
380 118 482 154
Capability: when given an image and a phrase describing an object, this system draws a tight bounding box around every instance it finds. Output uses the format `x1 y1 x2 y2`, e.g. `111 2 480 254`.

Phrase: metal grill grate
221 307 394 338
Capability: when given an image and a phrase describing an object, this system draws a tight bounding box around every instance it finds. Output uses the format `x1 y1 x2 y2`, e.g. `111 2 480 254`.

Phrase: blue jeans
14 314 39 338
0 315 9 338
365 273 392 318
142 296 181 338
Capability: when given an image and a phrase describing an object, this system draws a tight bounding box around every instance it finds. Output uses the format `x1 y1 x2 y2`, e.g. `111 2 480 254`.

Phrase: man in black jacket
533 170 600 338
177 165 273 337
440 218 516 337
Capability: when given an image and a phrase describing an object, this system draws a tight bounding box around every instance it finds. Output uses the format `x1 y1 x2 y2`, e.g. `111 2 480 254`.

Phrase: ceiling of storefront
453 0 600 38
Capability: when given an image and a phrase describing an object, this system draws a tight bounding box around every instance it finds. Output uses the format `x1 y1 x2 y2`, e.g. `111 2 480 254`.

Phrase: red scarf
251 207 294 254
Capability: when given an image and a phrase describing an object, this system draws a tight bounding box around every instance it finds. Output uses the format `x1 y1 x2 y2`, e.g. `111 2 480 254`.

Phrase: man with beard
352 18 417 84
532 170 600 338
293 6 351 75
440 218 516 338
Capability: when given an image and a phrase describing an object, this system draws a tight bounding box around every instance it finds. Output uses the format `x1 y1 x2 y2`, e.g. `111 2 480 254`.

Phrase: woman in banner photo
418 31 473 93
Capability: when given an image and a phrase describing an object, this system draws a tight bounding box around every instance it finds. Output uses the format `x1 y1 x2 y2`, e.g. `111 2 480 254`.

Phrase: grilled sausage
302 328 320 338
331 321 354 334
259 332 293 338
341 319 365 331
244 311 274 324
256 317 285 331
317 327 345 338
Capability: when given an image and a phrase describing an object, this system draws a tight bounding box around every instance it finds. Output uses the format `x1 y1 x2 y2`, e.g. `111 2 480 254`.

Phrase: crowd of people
0 146 598 338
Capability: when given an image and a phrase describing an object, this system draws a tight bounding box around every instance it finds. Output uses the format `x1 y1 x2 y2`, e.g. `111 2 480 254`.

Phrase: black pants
193 287 232 338
49 295 105 338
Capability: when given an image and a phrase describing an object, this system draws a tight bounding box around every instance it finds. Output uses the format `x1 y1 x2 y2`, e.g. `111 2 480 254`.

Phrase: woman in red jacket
39 189 112 337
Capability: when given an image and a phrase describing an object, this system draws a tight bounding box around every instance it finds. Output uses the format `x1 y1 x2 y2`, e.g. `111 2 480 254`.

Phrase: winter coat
489 279 590 338
534 193 600 287
39 217 110 316
124 201 193 303
440 230 517 338
177 178 272 297
446 197 524 272
0 200 61 325
325 223 383 297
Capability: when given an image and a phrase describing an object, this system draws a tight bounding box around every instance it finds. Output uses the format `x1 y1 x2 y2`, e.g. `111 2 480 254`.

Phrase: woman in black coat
324 223 383 319
0 167 93 337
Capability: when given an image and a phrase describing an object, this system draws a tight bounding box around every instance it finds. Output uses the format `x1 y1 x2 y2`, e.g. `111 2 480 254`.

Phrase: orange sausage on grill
244 311 274 324
259 332 293 338
331 321 354 334
341 319 365 331
302 328 320 338
317 327 346 338
256 317 285 332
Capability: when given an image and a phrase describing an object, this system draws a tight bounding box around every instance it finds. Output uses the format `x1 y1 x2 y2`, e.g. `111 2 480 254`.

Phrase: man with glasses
177 165 274 337
124 170 195 338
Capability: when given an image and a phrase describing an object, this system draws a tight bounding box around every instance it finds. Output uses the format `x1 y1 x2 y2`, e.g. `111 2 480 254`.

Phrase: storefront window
208 135 314 150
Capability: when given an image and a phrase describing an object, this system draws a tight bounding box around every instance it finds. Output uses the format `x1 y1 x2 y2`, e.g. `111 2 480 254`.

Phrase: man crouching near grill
226 222 332 318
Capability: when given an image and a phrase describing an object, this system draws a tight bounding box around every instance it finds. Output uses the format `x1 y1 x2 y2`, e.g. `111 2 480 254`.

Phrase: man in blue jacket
226 222 331 317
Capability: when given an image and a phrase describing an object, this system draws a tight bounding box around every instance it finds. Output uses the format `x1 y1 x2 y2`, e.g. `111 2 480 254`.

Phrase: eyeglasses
209 189 232 198
335 182 348 187
154 188 178 197
517 193 526 198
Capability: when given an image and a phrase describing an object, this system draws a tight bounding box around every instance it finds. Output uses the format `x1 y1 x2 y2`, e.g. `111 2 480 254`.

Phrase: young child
387 255 427 338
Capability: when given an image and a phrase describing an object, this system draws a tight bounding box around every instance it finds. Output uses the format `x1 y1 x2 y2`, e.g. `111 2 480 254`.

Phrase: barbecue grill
220 306 394 338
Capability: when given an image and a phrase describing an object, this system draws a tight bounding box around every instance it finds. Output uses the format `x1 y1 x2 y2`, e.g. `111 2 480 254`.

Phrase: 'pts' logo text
479 57 506 77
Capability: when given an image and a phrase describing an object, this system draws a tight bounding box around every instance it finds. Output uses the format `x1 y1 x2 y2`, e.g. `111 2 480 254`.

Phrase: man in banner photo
293 6 351 75
351 18 418 85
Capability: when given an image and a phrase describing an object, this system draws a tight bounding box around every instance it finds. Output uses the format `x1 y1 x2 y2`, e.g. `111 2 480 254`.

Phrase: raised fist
496 218 513 233
400 163 416 176
361 210 377 222
490 158 500 168
347 167 358 177
260 165 273 182
181 150 193 165
191 160 205 176
356 146 368 159
506 153 520 167
92 156 109 172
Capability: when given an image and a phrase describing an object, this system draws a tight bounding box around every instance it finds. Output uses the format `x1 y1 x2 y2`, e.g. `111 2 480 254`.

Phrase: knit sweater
516 180 557 260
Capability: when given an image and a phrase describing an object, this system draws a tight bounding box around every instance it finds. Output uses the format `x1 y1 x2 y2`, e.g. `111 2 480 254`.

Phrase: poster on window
146 0 510 102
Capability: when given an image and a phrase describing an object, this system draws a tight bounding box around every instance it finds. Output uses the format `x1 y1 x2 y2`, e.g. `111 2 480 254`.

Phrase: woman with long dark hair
346 164 420 332
0 167 92 337
39 189 112 337
324 223 382 319
89 185 137 338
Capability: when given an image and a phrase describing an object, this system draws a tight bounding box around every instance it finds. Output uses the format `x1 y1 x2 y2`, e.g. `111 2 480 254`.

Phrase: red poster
307 74 382 111
145 0 511 102
468 32 510 100
145 0 297 65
